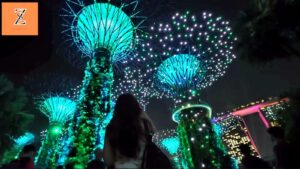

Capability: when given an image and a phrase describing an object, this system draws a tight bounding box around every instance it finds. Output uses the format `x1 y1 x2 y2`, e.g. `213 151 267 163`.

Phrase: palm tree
235 0 300 63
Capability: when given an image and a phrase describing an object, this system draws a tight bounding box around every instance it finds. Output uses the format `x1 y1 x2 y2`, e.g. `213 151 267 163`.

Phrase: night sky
1 0 300 132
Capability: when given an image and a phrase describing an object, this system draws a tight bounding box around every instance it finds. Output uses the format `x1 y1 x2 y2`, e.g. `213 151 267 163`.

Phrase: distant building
213 97 289 162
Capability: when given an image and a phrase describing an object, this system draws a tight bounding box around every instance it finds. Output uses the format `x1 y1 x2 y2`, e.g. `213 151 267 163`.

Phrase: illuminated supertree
61 1 143 167
136 11 237 169
137 11 236 103
35 95 76 169
14 132 35 149
153 129 182 169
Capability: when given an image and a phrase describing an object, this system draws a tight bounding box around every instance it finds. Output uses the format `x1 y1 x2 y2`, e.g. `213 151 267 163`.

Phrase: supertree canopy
39 96 77 125
152 129 182 169
61 1 142 168
13 132 35 148
155 54 206 96
61 0 141 62
35 95 76 168
76 3 134 58
137 11 236 103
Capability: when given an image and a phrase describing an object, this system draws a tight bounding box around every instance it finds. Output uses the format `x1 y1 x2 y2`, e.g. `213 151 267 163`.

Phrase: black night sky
1 0 300 133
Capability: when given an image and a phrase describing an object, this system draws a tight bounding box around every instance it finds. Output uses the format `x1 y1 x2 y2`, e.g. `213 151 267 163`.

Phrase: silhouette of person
267 126 298 168
103 93 155 169
239 144 271 169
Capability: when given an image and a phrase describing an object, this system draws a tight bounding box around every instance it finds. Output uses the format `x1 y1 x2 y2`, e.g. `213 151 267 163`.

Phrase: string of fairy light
152 129 182 169
113 67 171 110
134 11 237 104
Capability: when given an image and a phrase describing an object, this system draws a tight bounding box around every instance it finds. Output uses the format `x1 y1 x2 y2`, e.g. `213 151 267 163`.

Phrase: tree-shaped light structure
155 54 206 97
62 1 141 61
35 96 76 168
153 129 182 169
137 11 236 103
61 1 142 167
136 11 236 169
14 132 35 149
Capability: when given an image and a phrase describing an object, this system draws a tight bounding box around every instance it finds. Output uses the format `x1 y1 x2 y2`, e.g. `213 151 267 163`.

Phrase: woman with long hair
103 93 155 168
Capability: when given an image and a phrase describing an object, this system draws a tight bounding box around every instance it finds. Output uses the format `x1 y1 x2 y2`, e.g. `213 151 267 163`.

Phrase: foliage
235 0 300 63
279 89 300 143
0 148 20 166
0 75 34 159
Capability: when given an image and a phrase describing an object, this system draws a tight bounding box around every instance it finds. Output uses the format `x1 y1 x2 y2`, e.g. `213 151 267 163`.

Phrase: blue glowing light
153 129 181 156
172 103 212 123
98 112 113 150
155 54 206 94
75 3 134 59
14 132 35 148
61 0 143 67
161 137 180 155
39 96 76 124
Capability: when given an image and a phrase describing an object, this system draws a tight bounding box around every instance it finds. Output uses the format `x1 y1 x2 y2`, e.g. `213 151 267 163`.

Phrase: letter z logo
14 8 27 25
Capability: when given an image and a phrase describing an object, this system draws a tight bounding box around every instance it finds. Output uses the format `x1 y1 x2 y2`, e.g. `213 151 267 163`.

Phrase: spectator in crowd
103 93 155 169
268 126 298 168
239 144 271 169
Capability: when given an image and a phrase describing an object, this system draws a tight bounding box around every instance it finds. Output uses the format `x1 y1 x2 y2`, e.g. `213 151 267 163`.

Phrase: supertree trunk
72 48 113 169
171 155 183 169
35 124 62 169
176 106 227 169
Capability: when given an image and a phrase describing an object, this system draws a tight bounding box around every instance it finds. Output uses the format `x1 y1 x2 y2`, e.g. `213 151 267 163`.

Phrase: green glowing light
76 3 134 56
39 96 76 124
155 54 206 94
161 137 180 155
172 104 212 123
14 132 35 148
51 126 62 135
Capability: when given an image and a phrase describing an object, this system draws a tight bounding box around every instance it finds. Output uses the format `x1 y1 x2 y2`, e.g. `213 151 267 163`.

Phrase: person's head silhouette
114 93 142 120
108 93 143 158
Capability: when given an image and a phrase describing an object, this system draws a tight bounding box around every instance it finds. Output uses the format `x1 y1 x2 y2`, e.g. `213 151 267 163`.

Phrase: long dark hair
107 93 144 158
